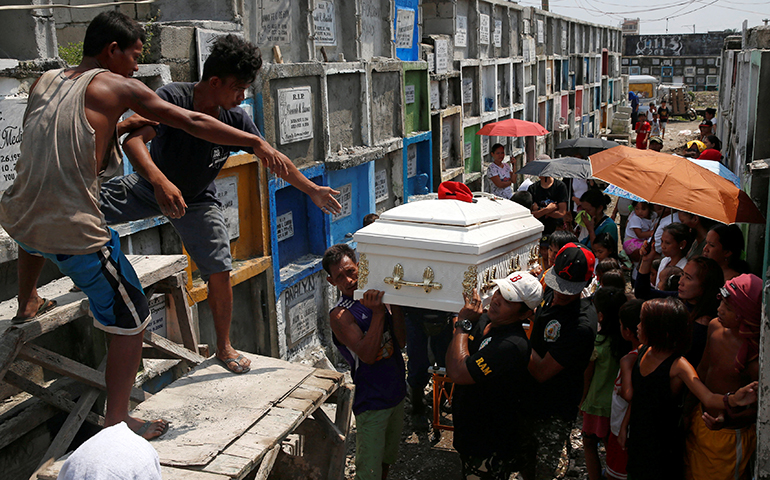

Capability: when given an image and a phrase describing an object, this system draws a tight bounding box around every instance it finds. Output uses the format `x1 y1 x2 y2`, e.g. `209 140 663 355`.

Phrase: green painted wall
404 69 429 135
463 124 481 174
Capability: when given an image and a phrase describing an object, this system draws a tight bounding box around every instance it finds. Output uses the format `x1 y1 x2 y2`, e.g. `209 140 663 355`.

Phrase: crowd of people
324 167 762 479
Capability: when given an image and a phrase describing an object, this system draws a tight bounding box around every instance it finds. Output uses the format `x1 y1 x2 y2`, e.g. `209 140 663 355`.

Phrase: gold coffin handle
384 264 443 293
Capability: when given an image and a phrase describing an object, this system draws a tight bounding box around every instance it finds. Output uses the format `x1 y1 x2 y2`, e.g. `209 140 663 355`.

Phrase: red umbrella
476 118 549 137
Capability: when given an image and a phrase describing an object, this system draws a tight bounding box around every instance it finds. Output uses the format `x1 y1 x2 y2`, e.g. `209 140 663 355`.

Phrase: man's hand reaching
311 186 342 215
253 139 290 177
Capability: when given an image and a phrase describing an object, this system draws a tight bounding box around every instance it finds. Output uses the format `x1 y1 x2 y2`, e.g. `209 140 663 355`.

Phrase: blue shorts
18 228 151 335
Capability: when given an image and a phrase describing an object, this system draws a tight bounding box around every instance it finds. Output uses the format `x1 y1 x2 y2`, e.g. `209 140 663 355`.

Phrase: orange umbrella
590 146 765 225
476 118 549 137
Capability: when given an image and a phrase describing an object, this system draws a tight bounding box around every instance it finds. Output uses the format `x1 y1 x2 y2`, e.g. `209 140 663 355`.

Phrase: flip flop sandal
11 298 57 324
136 419 170 440
219 354 251 374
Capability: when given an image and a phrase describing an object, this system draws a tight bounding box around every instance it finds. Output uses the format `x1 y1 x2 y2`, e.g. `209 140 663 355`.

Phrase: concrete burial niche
370 64 404 145
261 65 324 168
254 0 311 63
422 0 475 60
326 70 366 152
328 161 375 246
481 62 496 114
403 134 432 201
461 64 480 118
462 123 481 176
374 150 404 212
394 0 420 61
431 107 463 187
275 268 332 360
270 164 329 295
497 62 512 109
513 61 524 105
403 64 430 135
311 0 357 62
359 0 395 60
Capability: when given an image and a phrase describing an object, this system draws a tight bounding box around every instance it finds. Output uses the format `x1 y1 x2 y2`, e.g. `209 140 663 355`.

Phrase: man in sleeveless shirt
0 12 293 439
99 34 341 374
322 244 406 480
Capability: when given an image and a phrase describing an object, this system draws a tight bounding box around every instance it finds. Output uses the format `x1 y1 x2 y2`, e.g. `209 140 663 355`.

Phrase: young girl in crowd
703 224 750 281
656 222 691 287
623 201 656 262
584 257 621 298
657 265 683 291
606 299 644 480
581 287 629 480
601 269 628 291
592 232 619 262
626 298 758 480
677 212 715 259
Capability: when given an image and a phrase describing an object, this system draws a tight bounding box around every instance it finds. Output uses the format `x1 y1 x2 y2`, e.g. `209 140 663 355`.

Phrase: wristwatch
454 318 473 333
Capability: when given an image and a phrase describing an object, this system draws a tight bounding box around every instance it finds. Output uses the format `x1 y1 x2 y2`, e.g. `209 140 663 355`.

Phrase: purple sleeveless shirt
332 295 406 415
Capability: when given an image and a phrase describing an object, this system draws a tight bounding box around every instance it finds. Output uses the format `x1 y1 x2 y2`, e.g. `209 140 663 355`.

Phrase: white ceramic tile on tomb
353 193 543 312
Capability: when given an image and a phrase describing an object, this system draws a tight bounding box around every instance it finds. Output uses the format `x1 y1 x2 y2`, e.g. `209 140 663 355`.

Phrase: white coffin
353 194 544 312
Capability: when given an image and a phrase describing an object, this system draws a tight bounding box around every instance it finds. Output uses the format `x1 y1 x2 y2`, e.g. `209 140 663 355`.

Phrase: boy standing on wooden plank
101 34 341 374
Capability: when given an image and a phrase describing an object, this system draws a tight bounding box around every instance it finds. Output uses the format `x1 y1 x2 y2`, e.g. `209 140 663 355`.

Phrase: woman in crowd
702 224 750 281
579 189 618 248
678 212 716 260
486 143 513 199
698 135 722 162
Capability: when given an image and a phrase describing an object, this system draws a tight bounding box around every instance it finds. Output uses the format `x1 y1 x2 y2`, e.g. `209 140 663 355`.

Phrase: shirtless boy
685 274 762 480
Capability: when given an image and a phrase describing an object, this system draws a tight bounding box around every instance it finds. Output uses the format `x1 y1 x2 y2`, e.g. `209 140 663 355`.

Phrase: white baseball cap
492 271 543 310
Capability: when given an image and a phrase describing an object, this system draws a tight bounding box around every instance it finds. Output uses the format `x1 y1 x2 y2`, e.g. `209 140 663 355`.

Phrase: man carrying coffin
447 273 543 479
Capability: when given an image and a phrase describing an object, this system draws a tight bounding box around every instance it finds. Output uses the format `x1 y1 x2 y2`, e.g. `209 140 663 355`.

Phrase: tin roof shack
622 32 731 91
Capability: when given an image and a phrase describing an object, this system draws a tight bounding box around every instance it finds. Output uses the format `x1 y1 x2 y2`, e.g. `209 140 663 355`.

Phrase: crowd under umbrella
555 137 619 157
590 146 765 225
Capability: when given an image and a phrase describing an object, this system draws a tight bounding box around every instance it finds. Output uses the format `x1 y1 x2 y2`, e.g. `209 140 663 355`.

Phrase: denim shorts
18 228 150 335
100 174 231 281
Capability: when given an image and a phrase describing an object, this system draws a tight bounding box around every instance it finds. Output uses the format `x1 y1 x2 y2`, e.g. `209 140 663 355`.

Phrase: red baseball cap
438 181 475 203
544 242 595 295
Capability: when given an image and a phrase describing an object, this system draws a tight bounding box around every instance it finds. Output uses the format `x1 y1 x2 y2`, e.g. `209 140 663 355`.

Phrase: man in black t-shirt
446 272 543 480
100 36 341 374
527 243 598 480
527 157 568 243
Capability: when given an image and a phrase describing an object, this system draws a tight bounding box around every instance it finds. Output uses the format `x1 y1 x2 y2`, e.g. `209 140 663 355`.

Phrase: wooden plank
17 343 149 403
312 368 344 382
131 353 311 467
328 383 354 480
0 400 57 450
36 385 101 468
128 255 189 288
254 444 281 480
302 375 337 393
0 328 24 381
201 453 254 479
287 386 324 406
154 272 199 353
3 368 104 428
275 396 314 415
143 330 205 364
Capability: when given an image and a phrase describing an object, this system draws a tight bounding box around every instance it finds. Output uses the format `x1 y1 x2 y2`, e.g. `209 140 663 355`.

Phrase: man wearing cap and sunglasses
446 272 543 479
526 243 599 480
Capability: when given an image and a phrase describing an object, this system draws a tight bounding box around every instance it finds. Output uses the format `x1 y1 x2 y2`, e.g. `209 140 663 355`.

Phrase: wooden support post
143 330 205 365
16 343 149 403
328 383 354 480
310 407 345 444
155 272 199 353
4 368 104 428
0 328 25 382
34 361 106 471
254 444 281 480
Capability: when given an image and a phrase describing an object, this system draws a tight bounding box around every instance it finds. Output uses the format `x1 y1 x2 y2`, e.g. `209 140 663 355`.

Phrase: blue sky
513 0 769 34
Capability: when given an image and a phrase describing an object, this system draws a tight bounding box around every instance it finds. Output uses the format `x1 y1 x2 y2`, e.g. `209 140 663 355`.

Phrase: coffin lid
377 195 525 226
354 196 543 256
